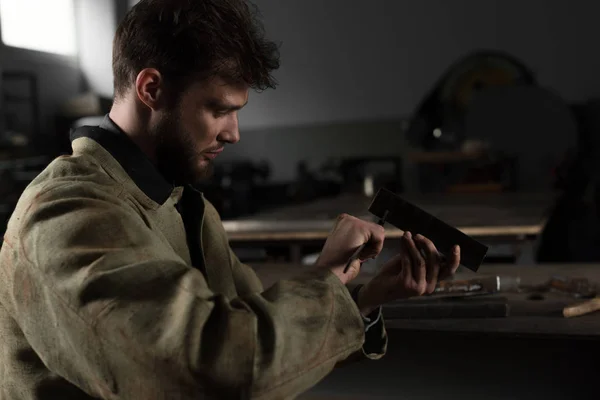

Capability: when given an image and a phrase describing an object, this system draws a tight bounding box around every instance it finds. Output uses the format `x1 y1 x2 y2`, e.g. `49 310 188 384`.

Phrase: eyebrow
207 99 248 111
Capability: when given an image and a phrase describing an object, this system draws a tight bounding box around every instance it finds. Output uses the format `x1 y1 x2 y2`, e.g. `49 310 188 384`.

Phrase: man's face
151 77 248 185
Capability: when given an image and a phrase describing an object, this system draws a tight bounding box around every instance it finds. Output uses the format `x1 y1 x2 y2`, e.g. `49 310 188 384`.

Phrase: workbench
252 262 600 339
283 262 600 399
225 192 554 263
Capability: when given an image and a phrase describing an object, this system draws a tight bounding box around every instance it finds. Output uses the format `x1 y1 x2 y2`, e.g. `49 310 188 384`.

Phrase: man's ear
135 68 166 110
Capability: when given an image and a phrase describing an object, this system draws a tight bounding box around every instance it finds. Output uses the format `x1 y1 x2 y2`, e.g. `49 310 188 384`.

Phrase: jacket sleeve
6 184 368 400
335 286 388 367
228 246 265 296
228 243 388 366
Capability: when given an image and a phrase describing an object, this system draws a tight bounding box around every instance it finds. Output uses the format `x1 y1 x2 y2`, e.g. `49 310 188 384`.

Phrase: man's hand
356 231 461 315
315 213 386 285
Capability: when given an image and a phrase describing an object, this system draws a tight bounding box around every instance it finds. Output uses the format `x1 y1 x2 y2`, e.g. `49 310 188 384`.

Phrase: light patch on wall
0 0 77 56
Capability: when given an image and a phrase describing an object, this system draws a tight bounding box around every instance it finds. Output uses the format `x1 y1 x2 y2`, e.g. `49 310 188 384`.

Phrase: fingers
413 234 462 293
361 221 386 260
345 215 385 260
331 213 385 260
401 232 426 290
439 245 461 280
320 214 386 286
414 234 441 293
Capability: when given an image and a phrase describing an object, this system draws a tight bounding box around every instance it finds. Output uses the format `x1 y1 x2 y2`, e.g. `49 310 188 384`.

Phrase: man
0 0 460 398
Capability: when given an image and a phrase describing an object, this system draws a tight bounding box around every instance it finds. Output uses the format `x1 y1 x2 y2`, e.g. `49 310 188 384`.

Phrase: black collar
70 115 174 205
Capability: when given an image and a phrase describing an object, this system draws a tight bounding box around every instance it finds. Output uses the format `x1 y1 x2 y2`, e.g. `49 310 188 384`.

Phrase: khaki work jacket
0 134 387 399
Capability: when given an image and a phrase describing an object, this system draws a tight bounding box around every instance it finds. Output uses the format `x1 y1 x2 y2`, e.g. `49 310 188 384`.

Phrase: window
0 0 77 56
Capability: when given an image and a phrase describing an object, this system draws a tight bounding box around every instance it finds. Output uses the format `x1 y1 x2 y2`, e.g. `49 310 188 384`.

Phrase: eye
213 110 230 118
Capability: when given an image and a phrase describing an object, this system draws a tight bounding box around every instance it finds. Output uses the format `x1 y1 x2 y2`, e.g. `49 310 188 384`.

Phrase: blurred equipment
286 160 340 203
338 156 404 195
536 99 600 263
318 156 404 196
0 156 51 232
2 70 40 139
198 159 279 219
409 146 518 193
406 50 536 151
547 276 598 299
0 70 51 233
286 156 404 205
405 50 537 193
464 86 577 191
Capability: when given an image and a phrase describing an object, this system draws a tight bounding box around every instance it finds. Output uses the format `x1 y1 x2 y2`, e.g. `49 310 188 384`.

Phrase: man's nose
219 114 240 144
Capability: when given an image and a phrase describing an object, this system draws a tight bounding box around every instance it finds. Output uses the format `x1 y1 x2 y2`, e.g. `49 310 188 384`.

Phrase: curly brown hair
112 0 280 101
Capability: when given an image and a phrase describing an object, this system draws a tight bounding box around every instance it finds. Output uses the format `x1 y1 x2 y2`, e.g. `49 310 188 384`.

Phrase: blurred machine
536 99 600 263
326 156 403 195
197 159 286 219
0 70 53 234
201 155 405 219
406 50 536 151
404 50 537 193
286 156 404 203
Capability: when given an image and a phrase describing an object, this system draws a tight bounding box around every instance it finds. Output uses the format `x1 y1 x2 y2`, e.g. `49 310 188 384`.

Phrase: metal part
548 276 598 298
564 298 600 318
431 275 520 298
368 188 489 271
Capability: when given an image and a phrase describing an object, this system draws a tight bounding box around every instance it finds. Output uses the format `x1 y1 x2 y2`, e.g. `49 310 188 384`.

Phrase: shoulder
33 153 122 194
6 154 128 238
23 153 123 203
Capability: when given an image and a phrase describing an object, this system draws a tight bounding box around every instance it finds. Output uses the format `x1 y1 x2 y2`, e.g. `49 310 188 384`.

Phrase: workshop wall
77 0 116 98
122 0 600 130
228 0 595 186
106 1 599 187
0 46 80 137
241 0 599 130
0 0 117 137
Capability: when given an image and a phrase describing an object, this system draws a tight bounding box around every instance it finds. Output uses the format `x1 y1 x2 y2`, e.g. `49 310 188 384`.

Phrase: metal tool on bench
432 275 520 298
368 188 489 271
547 276 600 318
384 275 518 319
548 276 598 299
564 298 600 318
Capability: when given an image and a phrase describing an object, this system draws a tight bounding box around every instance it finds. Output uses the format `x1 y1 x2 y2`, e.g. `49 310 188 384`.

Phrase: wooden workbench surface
251 262 600 339
224 192 554 241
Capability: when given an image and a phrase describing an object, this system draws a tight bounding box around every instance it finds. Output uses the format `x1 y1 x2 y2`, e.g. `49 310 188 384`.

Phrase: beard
150 110 214 186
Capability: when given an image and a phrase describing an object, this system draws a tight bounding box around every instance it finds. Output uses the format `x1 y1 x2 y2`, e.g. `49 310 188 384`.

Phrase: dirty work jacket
0 118 387 399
